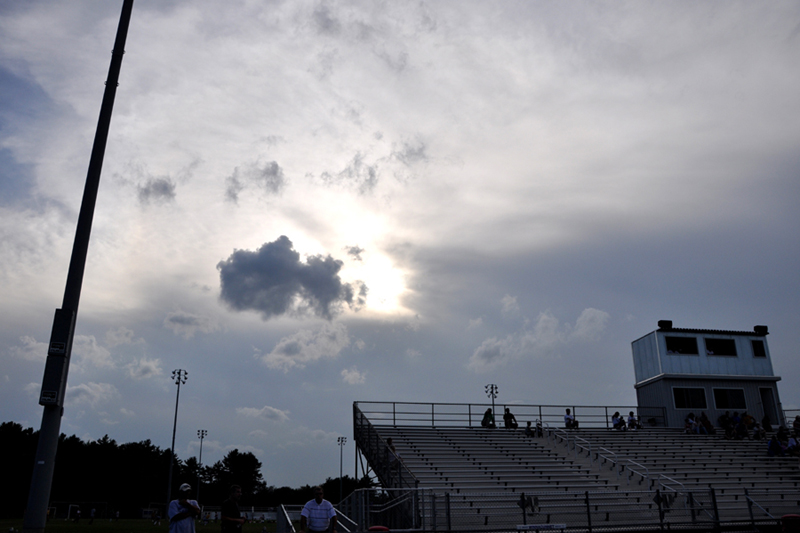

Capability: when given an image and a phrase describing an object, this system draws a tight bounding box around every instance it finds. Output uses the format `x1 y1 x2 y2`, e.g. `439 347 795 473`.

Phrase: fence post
393 402 396 426
688 491 696 523
431 491 437 531
432 403 435 426
445 492 451 532
709 488 720 533
585 491 592 533
521 492 527 526
655 489 664 531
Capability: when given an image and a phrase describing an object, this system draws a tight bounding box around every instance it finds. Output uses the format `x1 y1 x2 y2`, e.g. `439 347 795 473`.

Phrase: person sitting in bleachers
481 408 496 428
627 411 641 430
752 422 766 441
699 412 715 435
777 425 790 442
741 412 756 430
564 408 579 429
718 411 733 437
612 412 626 431
503 407 519 429
786 435 799 456
793 416 800 433
768 435 784 457
734 420 749 440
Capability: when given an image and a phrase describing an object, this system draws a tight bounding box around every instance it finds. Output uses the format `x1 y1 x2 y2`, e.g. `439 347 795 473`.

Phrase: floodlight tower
485 384 498 418
22 3 134 532
197 429 207 501
167 369 188 506
338 436 347 502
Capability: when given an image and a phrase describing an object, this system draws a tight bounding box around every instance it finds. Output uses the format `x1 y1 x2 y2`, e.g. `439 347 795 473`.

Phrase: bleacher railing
353 403 419 490
354 401 667 429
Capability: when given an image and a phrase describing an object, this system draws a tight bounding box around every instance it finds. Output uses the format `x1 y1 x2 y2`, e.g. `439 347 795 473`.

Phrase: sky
1 0 800 490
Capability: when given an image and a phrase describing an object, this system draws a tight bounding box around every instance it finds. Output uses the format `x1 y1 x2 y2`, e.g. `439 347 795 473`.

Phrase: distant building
632 320 782 428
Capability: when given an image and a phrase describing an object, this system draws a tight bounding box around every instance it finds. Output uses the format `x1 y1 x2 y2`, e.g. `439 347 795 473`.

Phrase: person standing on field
299 486 337 533
169 483 201 533
221 485 247 533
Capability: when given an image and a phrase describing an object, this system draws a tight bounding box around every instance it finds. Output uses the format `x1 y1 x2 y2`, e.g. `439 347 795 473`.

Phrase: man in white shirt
299 486 337 533
168 483 201 533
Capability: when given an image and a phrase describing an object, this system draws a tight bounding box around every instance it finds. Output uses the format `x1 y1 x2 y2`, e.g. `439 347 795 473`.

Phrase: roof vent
658 320 673 330
754 325 769 335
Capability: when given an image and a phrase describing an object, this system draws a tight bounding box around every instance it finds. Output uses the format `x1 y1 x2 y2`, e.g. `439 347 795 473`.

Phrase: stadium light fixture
167 369 188 507
197 429 207 501
485 384 498 417
338 436 347 502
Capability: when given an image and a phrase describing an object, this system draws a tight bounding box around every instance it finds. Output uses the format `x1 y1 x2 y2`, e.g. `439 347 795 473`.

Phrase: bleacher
547 427 800 518
380 426 620 493
347 402 800 531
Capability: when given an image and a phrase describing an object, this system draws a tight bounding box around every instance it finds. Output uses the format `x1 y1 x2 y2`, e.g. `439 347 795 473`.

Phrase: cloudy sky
2 0 799 489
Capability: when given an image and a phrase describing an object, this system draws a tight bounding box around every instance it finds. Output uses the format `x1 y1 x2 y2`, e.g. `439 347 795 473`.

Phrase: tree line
1 421 372 519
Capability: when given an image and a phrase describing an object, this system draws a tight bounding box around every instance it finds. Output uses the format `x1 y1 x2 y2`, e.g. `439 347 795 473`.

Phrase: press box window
673 388 707 410
714 388 746 410
752 340 766 358
665 336 699 355
704 338 737 356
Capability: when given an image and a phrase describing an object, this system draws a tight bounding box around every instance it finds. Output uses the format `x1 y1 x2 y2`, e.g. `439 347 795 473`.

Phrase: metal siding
640 377 780 428
632 332 659 383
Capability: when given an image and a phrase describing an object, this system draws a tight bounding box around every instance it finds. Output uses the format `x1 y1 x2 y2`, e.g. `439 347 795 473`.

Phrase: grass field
0 519 285 533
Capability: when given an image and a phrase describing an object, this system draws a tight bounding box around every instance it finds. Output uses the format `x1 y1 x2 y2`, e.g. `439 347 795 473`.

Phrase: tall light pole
337 436 347 502
485 384 498 420
196 429 207 501
22 3 135 532
167 369 187 507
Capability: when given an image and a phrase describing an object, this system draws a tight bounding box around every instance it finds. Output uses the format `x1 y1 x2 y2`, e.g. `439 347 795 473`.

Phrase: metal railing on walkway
354 401 666 429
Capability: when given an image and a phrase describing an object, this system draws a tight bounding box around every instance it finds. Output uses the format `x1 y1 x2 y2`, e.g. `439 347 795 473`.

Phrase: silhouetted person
481 408 496 428
503 408 518 429
564 409 579 429
169 483 201 533
221 485 246 533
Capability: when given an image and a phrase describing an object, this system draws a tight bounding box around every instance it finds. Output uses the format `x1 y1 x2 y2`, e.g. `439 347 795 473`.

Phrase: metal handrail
624 459 649 486
354 401 667 428
597 446 617 472
656 473 685 493
745 491 776 520
572 436 592 464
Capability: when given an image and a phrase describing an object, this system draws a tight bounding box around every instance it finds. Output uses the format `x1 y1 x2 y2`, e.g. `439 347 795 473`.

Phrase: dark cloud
225 174 244 203
345 245 364 261
254 161 285 193
313 5 341 35
321 152 379 194
137 177 176 204
224 161 285 203
393 139 428 166
217 236 360 320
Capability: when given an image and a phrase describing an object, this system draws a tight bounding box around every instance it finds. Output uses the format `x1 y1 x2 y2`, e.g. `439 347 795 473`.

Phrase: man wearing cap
169 483 201 533
299 486 337 533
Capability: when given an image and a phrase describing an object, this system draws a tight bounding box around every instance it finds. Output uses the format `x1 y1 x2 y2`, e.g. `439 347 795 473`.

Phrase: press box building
632 320 783 428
